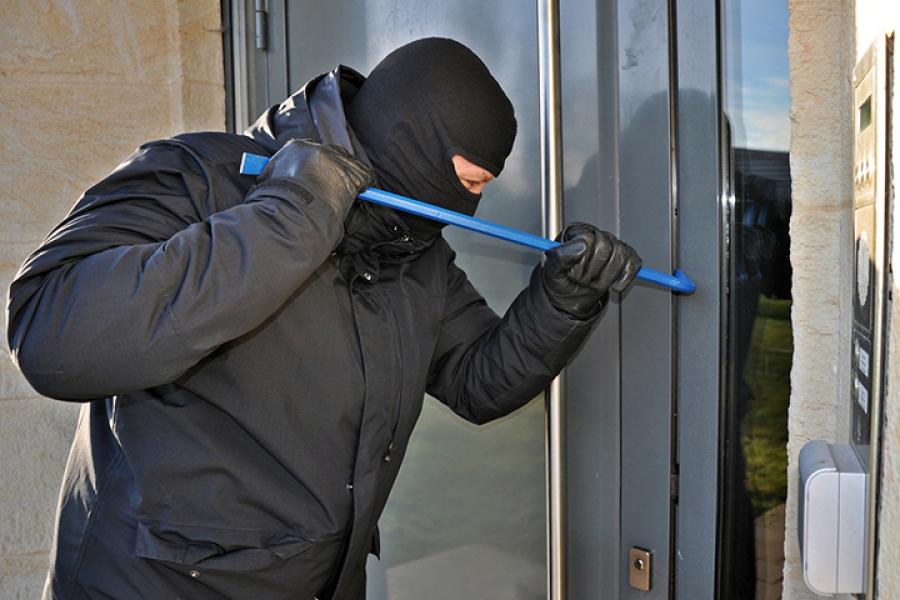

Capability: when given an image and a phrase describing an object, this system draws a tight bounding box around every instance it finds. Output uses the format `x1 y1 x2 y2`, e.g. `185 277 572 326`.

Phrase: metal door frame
671 0 723 598
226 0 289 132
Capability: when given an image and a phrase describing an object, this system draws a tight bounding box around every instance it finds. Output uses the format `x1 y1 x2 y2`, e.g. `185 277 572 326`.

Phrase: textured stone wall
785 1 855 598
877 78 900 598
0 1 224 596
786 0 900 598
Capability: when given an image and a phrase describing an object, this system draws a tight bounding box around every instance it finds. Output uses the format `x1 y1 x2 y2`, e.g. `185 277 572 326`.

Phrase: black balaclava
347 37 517 241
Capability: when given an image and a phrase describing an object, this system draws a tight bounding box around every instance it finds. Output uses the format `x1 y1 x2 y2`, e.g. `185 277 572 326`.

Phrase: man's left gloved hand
538 222 642 320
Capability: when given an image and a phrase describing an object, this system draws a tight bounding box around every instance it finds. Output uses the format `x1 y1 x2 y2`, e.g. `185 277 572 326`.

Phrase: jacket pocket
134 520 317 571
133 520 346 598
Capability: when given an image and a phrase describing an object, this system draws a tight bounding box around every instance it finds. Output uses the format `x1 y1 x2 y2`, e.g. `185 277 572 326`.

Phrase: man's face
452 154 494 195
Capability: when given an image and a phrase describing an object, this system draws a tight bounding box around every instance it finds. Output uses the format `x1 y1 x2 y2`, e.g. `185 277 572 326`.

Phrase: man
7 38 640 599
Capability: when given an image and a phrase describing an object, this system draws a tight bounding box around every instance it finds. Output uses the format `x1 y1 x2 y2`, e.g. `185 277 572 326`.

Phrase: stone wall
786 0 900 598
0 1 224 596
785 1 855 597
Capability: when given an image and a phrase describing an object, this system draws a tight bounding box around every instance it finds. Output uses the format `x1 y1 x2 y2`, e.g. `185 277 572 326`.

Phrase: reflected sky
725 0 791 151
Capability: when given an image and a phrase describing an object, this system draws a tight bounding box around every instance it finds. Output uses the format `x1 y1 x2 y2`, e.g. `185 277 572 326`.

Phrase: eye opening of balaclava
347 37 518 241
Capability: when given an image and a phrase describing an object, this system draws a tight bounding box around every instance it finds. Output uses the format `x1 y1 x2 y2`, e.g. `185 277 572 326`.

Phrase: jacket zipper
381 287 405 464
376 233 412 464
347 271 366 378
347 231 413 464
347 269 401 464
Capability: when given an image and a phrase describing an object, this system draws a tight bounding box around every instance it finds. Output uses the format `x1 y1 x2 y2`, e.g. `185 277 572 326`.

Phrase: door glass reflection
345 2 548 598
721 0 793 598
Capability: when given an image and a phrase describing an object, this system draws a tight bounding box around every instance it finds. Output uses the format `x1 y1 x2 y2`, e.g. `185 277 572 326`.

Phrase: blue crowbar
239 152 696 294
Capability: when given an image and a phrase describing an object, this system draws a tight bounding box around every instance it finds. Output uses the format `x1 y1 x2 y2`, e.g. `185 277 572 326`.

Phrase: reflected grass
741 295 792 516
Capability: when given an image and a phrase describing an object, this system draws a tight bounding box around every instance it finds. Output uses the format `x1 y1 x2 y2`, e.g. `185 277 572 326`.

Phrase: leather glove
255 138 375 224
540 222 642 319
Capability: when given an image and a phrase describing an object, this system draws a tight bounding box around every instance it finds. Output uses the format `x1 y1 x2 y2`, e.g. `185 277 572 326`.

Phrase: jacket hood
243 66 434 260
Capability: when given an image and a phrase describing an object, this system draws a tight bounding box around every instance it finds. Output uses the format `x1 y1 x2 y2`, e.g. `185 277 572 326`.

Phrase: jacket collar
243 67 435 261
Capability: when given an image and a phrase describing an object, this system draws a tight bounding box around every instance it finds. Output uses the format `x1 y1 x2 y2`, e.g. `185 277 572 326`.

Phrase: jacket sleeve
425 250 602 425
6 141 344 401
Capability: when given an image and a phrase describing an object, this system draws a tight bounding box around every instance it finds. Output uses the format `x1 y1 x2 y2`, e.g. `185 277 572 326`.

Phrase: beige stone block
879 276 900 598
175 0 225 85
0 398 79 555
790 208 852 418
0 2 174 84
788 1 854 212
786 2 855 597
0 553 48 599
0 80 176 244
880 328 900 594
879 480 900 599
882 33 900 599
181 81 226 133
790 208 852 258
0 357 36 403
0 0 224 591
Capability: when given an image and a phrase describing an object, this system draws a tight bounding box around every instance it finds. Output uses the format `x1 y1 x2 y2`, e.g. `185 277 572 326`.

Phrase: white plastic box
798 441 867 595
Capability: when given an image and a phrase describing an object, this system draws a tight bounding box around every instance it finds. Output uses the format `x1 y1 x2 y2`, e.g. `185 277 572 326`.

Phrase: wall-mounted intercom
850 37 890 466
813 32 896 600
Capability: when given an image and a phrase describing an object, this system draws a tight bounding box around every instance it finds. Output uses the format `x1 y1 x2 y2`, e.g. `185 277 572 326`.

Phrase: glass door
718 0 794 598
238 1 549 598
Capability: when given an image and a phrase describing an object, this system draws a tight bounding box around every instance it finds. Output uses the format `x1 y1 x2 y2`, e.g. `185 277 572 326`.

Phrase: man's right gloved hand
254 138 375 224
540 222 642 320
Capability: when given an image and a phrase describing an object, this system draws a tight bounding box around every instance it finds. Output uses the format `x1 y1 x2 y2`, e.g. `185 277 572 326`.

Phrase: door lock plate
628 546 653 591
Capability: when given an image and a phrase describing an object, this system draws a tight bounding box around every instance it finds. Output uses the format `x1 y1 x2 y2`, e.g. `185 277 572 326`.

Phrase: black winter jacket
6 66 602 599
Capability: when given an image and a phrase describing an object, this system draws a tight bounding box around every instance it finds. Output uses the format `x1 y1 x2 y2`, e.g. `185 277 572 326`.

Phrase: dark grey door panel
672 1 722 598
559 0 624 596
617 1 674 598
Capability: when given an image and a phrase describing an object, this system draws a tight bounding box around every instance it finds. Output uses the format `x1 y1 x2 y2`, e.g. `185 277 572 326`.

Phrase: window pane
721 0 793 598
346 3 548 598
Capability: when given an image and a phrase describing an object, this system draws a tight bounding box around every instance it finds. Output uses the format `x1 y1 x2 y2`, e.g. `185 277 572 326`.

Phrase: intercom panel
850 39 889 466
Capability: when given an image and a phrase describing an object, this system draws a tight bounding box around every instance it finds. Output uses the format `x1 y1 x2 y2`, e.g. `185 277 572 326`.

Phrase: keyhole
633 558 645 571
